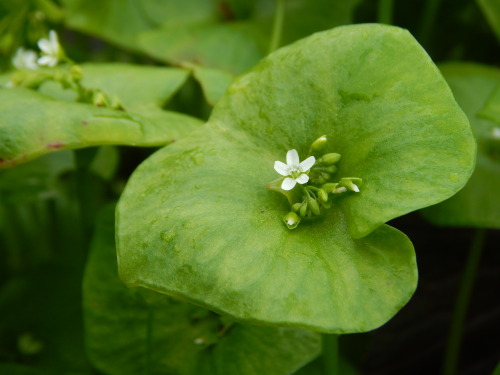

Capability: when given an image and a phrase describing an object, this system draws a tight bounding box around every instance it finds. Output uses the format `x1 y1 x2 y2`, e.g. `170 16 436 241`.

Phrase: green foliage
421 63 500 228
61 0 360 74
477 0 500 41
85 205 321 375
0 64 203 168
116 24 475 333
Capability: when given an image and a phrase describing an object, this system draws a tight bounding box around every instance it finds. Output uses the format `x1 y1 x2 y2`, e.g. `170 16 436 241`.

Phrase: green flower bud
320 153 341 165
283 212 301 229
299 201 308 217
323 165 337 174
111 96 124 110
310 135 327 152
93 91 107 107
308 198 321 215
320 172 331 181
318 189 328 203
321 183 337 193
339 177 362 192
70 65 83 81
321 199 332 209
292 202 302 212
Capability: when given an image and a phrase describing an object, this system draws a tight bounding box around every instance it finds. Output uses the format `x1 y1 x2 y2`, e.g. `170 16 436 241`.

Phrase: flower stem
442 228 487 375
377 0 394 24
418 0 443 48
269 0 286 53
322 334 339 375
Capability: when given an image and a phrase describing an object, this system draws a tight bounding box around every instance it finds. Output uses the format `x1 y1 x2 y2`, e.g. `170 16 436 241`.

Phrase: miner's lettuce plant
116 24 475 333
2 1 496 374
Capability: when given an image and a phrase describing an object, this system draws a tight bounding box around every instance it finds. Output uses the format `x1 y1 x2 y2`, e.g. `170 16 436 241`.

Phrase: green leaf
60 0 151 49
116 24 474 332
85 206 320 375
0 88 203 168
477 0 500 41
138 23 264 74
478 84 500 124
61 0 359 74
79 63 189 109
421 63 500 228
36 63 189 110
191 65 234 106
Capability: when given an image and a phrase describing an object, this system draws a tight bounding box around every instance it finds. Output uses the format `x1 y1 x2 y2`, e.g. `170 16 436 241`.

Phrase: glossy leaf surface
117 25 474 332
85 206 320 375
422 63 500 227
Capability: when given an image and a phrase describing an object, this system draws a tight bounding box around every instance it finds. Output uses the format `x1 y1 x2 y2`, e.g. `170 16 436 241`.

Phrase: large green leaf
0 87 202 168
421 63 500 227
85 206 320 375
116 25 474 332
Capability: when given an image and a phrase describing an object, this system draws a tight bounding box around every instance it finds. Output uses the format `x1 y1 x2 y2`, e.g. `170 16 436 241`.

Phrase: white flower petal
49 30 58 46
298 156 315 172
38 55 57 67
295 174 309 184
352 184 360 193
286 149 300 168
274 161 291 176
38 39 51 54
281 177 297 190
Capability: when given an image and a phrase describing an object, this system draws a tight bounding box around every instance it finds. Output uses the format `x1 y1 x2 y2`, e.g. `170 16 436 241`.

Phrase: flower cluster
269 135 362 229
12 30 63 70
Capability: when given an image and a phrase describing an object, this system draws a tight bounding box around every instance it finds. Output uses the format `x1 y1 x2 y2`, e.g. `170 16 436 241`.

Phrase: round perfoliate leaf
117 24 474 332
421 63 500 228
85 206 320 375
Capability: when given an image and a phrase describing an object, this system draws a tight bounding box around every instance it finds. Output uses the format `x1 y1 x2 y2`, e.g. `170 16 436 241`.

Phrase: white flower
274 149 315 190
37 30 61 67
12 47 39 70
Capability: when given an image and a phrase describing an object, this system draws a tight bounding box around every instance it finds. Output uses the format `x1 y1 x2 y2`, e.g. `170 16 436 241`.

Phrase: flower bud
292 202 302 212
320 153 341 165
93 91 107 107
308 198 321 215
323 165 337 174
299 202 308 217
339 177 362 193
310 135 327 152
283 212 301 229
70 65 82 81
321 183 337 193
318 189 328 203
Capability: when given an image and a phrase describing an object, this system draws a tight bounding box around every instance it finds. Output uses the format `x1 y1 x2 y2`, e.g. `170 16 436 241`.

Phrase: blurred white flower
37 30 61 67
12 47 39 70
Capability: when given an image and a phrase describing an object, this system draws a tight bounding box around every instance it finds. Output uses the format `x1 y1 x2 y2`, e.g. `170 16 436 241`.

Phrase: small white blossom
12 47 39 70
274 149 315 190
37 30 61 67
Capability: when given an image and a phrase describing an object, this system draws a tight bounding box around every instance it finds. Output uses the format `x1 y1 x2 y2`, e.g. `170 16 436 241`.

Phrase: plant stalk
377 0 394 24
322 334 339 375
269 0 286 53
442 228 487 375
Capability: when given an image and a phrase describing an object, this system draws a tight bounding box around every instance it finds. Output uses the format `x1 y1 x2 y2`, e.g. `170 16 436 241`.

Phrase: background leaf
0 87 202 168
421 63 500 228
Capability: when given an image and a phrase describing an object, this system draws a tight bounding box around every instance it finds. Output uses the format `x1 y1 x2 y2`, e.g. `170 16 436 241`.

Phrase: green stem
377 0 394 24
322 334 339 375
442 228 487 375
418 0 443 48
268 0 286 53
